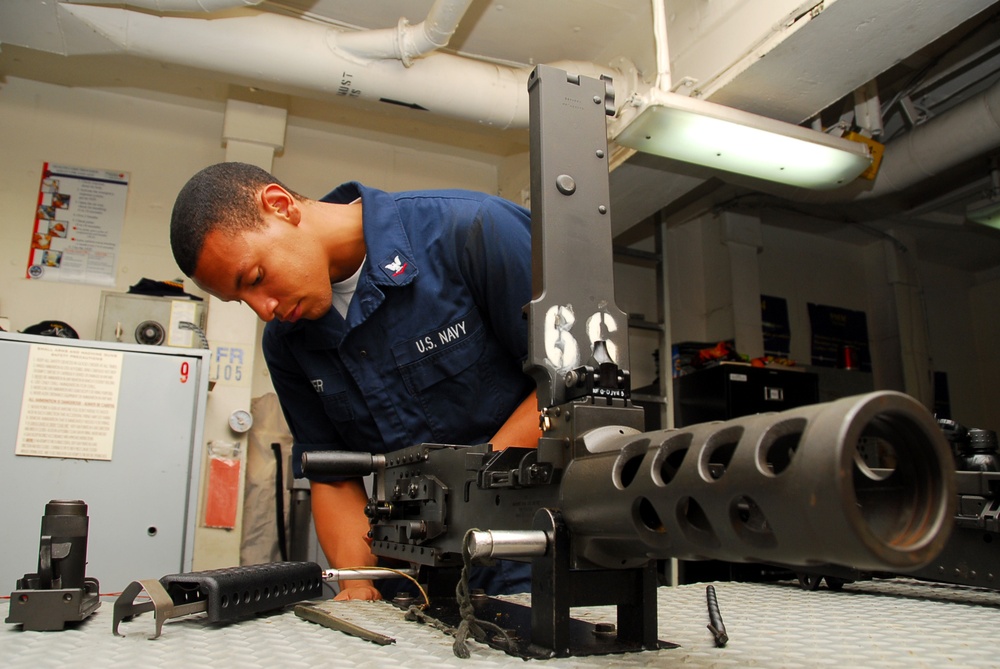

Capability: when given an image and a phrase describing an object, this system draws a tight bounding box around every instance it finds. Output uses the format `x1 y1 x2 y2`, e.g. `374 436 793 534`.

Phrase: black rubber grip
301 451 376 477
159 561 323 622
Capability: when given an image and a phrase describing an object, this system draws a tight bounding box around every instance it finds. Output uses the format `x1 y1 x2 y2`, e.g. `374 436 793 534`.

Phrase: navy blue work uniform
262 182 535 596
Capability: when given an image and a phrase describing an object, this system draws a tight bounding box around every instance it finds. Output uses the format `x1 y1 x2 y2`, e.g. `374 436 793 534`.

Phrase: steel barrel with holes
557 390 954 571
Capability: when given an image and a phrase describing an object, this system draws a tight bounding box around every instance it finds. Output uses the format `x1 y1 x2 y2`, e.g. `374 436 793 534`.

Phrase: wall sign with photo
26 162 129 287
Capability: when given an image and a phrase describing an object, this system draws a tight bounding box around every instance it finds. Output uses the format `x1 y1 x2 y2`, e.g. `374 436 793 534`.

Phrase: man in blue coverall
169 162 540 600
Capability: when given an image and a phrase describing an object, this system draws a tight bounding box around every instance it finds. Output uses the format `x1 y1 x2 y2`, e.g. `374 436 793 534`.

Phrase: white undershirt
330 197 364 319
331 257 364 319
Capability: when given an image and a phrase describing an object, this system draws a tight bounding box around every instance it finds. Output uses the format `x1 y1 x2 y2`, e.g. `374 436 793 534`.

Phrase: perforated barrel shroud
160 561 324 622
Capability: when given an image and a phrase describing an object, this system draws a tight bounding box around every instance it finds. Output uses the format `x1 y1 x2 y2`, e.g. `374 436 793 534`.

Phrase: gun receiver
302 65 955 659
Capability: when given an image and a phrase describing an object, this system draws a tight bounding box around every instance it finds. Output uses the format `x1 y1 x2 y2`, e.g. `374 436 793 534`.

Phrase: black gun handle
301 451 378 477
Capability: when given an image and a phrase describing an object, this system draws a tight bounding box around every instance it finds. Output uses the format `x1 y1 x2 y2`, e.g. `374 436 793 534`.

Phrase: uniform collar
273 182 417 348
321 182 419 288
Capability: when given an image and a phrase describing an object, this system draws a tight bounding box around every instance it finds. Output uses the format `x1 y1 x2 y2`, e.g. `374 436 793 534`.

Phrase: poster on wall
807 302 872 371
25 162 129 286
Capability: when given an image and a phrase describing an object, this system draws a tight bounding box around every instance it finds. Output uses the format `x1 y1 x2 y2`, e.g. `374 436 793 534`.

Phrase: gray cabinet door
1 333 209 592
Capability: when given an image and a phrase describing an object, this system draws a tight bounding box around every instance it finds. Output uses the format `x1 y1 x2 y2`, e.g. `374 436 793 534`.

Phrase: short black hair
169 162 299 277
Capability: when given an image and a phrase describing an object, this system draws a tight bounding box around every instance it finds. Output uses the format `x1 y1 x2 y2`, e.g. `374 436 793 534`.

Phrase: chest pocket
303 365 354 423
321 389 353 422
392 310 486 396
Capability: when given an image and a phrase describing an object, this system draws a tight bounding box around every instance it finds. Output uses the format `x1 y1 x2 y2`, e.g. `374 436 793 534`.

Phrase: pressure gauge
228 409 253 434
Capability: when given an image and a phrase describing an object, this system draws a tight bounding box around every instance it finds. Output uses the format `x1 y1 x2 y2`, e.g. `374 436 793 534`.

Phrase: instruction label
15 344 123 460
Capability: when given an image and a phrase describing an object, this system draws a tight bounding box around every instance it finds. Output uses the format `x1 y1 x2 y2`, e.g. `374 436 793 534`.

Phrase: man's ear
260 184 301 224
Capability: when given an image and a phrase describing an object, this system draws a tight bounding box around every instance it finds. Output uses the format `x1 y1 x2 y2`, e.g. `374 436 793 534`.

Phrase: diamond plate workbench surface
4 578 999 668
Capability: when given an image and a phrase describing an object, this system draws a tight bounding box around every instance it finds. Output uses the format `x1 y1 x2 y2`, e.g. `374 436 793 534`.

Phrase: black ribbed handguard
159 561 323 622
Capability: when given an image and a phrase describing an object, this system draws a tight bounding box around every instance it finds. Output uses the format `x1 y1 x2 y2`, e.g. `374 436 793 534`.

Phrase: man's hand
334 583 382 601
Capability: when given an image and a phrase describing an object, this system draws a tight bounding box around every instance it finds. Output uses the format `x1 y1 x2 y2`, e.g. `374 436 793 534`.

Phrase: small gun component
706 585 728 648
322 567 418 582
113 561 324 639
5 500 101 632
294 603 396 645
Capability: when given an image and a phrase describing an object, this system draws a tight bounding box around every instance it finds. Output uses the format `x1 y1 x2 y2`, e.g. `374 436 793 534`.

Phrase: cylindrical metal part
466 530 549 560
38 499 90 589
301 451 383 477
322 568 418 582
558 391 955 571
288 489 312 562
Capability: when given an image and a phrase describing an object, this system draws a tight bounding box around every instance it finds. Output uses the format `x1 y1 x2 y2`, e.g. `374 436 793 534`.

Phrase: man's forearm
491 389 541 448
310 478 380 598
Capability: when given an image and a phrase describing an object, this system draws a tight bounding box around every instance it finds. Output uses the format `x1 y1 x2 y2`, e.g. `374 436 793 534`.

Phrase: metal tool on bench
295 603 396 646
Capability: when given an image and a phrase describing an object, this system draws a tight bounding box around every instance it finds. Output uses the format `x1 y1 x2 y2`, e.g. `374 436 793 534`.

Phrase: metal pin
706 585 729 648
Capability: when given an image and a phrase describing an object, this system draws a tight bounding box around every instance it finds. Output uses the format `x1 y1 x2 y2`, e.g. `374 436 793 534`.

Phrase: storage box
97 292 207 348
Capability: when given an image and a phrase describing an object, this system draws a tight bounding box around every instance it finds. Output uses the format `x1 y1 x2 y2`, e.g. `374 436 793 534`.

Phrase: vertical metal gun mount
6 500 101 631
302 65 956 659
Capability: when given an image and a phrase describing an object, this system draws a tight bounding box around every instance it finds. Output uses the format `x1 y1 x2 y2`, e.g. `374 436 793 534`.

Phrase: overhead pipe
335 0 476 67
55 3 621 130
650 0 671 91
63 0 477 66
855 76 1000 199
63 0 264 11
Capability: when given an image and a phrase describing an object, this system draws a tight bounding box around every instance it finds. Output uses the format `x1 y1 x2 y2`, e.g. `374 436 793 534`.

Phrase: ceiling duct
859 76 1000 200
19 1 617 131
331 0 476 67
62 0 265 11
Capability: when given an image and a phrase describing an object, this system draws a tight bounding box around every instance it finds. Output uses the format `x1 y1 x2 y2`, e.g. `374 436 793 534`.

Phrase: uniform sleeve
262 326 347 482
459 196 533 362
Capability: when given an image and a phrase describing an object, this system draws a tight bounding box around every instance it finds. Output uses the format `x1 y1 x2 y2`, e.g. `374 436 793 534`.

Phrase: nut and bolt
592 622 617 639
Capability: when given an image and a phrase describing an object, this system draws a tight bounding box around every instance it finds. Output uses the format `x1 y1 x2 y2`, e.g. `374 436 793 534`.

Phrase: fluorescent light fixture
614 90 873 190
966 198 1000 230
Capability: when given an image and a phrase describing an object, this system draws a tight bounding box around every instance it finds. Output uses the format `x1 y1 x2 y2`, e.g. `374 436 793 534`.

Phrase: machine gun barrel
558 390 954 572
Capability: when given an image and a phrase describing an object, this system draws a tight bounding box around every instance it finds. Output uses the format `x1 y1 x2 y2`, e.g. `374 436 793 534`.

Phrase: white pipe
421 0 476 51
333 0 472 66
56 4 621 130
863 77 1000 198
63 0 264 11
335 0 475 67
64 0 474 68
650 0 670 91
